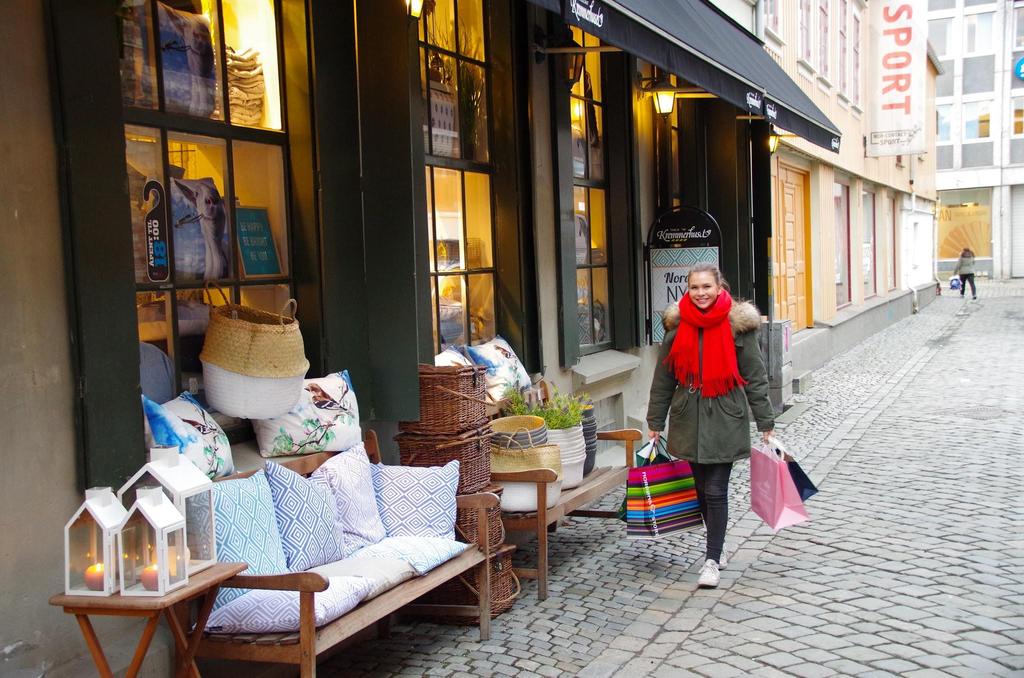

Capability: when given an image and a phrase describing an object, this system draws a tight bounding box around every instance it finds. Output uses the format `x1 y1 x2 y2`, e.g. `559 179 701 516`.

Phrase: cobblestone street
323 281 1024 677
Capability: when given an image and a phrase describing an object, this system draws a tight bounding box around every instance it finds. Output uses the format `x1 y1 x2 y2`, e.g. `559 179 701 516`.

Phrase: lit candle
140 564 160 591
84 563 105 591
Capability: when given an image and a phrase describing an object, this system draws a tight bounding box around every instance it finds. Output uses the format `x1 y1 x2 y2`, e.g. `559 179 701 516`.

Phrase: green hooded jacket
646 300 775 464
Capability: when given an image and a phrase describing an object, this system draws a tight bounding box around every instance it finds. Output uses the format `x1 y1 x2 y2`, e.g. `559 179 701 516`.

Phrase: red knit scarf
666 291 746 398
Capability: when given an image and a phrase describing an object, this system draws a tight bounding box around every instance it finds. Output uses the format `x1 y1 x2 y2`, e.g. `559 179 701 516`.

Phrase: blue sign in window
1015 57 1024 81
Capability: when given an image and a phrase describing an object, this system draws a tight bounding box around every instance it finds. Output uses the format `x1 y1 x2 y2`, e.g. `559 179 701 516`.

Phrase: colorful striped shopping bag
624 449 703 539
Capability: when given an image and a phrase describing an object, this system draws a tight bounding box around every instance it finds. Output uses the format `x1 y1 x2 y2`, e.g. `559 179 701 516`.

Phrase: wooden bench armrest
596 428 642 468
490 468 559 483
222 572 329 593
456 492 500 509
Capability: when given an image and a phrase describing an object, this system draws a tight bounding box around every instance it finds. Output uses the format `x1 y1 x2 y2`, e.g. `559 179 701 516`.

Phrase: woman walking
953 248 977 300
646 263 774 588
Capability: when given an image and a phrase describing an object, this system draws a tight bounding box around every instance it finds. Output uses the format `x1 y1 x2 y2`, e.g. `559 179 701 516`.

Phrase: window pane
176 288 220 392
574 186 589 265
431 279 440 351
458 61 488 162
137 291 172 354
1017 8 1024 49
120 0 158 109
965 13 993 53
464 172 492 269
426 52 460 158
457 0 485 61
589 188 607 265
438 275 466 347
928 18 950 56
425 168 436 271
936 104 951 142
239 284 291 313
584 50 602 103
468 273 495 344
670 126 681 200
571 97 586 178
157 1 224 119
420 48 431 154
964 102 991 140
862 192 875 297
576 269 592 345
834 182 850 304
223 0 282 129
1015 99 1024 136
570 27 585 98
588 104 605 182
232 141 288 278
167 132 231 282
592 267 609 344
433 168 464 271
425 0 456 51
125 125 167 284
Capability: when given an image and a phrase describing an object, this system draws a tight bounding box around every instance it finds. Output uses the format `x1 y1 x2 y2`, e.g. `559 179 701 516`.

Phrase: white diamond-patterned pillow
371 460 459 539
351 536 471 575
212 471 288 610
310 443 386 557
264 461 345 572
206 576 374 634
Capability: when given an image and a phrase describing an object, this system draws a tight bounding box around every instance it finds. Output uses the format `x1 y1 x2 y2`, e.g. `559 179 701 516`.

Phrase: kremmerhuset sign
567 0 605 29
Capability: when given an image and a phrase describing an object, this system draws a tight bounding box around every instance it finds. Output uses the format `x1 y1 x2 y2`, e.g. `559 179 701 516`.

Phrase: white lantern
64 488 128 596
118 447 217 574
119 488 189 596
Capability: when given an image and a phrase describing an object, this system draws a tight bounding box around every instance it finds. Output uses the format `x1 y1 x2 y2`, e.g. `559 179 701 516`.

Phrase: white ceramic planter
500 480 562 512
547 425 587 489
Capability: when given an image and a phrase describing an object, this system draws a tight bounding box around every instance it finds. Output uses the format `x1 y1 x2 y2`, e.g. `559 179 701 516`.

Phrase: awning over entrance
534 0 842 152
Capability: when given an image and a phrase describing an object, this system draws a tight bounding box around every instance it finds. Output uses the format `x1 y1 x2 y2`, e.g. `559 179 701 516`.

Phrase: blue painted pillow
161 392 234 478
212 471 288 609
141 395 210 476
465 336 531 402
351 536 470 575
371 461 459 539
264 461 345 572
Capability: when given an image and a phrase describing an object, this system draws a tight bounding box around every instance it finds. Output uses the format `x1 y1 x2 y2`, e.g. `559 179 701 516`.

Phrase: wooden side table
50 562 247 678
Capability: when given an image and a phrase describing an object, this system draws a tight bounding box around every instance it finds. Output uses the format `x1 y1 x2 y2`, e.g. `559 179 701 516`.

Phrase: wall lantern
118 446 217 575
652 86 677 117
407 0 424 19
768 128 798 153
119 487 189 597
64 487 128 596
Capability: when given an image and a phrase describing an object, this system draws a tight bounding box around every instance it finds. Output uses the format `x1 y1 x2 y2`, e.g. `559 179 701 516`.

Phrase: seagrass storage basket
417 544 520 622
395 425 493 494
398 364 489 435
455 484 505 551
200 298 309 419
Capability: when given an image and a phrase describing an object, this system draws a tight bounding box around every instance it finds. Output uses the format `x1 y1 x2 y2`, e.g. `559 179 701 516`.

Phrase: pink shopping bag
750 444 809 532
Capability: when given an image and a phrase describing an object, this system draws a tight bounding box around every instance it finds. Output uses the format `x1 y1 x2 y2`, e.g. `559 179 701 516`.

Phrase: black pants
960 273 976 298
691 461 733 563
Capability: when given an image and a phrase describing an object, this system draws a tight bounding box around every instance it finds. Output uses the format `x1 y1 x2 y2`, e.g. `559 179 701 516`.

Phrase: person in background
953 248 977 300
646 263 775 588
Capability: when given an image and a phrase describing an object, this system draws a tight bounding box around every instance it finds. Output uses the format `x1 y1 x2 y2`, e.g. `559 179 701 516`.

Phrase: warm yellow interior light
769 133 780 153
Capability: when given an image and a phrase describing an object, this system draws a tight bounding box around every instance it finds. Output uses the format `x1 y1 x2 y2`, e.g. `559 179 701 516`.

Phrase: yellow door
772 165 811 330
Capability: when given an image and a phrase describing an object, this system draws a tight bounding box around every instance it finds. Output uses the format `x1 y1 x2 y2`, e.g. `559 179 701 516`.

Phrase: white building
930 0 1024 278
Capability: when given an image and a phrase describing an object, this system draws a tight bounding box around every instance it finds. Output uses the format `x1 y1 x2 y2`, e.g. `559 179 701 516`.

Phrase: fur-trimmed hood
662 299 762 334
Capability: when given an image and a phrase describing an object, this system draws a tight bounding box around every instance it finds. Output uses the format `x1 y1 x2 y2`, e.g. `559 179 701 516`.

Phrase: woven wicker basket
398 364 489 435
395 425 493 494
455 484 505 551
200 299 309 378
418 544 520 621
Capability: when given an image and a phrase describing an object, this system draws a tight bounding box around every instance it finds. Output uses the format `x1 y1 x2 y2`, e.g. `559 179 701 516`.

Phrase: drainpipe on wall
754 0 765 41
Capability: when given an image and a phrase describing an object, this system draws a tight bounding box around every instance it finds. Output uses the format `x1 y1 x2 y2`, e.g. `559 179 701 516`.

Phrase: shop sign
1015 57 1024 81
866 2 926 157
745 91 763 114
644 206 722 345
143 180 170 283
566 0 605 29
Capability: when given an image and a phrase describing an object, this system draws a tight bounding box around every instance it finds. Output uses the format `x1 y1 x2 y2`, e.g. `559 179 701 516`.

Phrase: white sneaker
717 552 727 570
698 559 720 588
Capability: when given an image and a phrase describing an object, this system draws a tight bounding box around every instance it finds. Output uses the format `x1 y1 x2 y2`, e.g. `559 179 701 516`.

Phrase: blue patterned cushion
141 395 209 476
310 444 386 557
465 336 531 401
264 461 345 572
206 576 374 633
371 461 458 539
351 537 471 575
161 392 234 478
212 471 288 609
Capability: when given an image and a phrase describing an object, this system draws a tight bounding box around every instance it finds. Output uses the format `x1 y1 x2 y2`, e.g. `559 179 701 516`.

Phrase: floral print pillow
254 371 361 458
466 336 531 403
160 392 235 478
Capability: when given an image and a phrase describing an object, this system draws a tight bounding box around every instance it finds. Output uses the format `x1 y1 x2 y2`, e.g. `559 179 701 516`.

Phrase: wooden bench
491 428 640 600
193 431 499 678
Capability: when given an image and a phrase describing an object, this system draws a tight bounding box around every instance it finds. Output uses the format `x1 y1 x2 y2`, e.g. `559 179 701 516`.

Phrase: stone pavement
323 280 1024 677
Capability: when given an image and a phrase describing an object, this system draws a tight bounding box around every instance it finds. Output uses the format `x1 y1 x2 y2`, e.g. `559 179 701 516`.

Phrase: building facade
930 0 1024 278
746 0 940 383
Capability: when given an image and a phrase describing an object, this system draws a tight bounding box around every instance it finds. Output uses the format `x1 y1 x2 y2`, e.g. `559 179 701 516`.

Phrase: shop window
418 0 496 352
120 0 293 395
937 189 993 261
571 27 611 350
862 190 876 298
834 182 851 306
